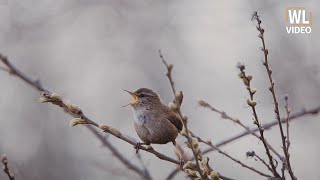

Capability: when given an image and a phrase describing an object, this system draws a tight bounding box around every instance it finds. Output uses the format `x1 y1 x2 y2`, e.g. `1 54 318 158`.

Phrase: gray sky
0 1 319 179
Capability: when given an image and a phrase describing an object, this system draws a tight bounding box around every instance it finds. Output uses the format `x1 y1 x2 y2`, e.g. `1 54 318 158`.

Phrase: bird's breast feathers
133 109 148 126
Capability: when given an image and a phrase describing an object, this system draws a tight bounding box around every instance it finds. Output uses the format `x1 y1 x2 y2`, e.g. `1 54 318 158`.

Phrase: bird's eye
139 93 145 98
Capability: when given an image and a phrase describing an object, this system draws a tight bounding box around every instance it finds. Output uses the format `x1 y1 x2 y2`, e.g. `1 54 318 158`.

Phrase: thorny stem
191 133 272 178
198 100 283 161
0 53 153 180
252 12 296 180
159 50 205 180
238 64 281 178
1 154 15 180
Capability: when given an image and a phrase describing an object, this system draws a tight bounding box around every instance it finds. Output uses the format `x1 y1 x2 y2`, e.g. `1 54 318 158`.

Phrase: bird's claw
179 158 185 169
134 143 152 153
134 142 143 154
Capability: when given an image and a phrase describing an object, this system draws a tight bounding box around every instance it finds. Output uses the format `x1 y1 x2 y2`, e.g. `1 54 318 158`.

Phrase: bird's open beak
123 89 139 106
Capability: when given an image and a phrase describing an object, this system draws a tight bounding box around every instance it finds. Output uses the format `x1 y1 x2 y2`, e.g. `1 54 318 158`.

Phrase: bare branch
252 12 296 180
283 95 291 179
1 154 15 180
284 96 291 154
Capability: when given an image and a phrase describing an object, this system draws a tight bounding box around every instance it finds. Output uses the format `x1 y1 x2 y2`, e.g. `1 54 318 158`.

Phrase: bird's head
123 88 161 108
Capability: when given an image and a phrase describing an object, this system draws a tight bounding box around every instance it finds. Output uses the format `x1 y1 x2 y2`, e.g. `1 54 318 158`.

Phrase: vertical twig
284 96 291 153
252 12 296 180
237 63 281 178
159 50 205 180
283 95 291 179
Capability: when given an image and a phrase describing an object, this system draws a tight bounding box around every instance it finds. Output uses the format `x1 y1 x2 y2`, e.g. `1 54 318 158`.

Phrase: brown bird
124 88 183 152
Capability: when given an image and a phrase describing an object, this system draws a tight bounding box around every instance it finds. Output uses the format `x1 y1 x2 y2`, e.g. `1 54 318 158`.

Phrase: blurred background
0 0 319 179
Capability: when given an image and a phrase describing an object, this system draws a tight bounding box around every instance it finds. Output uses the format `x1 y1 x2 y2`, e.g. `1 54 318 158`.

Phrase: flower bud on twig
210 171 220 180
66 101 82 115
247 99 257 107
70 118 87 127
99 124 121 137
168 102 178 112
175 91 183 105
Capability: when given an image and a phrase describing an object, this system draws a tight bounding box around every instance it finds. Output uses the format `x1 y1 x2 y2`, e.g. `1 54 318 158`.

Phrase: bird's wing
165 108 183 132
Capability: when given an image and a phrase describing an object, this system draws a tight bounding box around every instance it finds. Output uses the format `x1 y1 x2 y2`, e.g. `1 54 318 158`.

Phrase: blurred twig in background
1 154 15 180
198 100 282 160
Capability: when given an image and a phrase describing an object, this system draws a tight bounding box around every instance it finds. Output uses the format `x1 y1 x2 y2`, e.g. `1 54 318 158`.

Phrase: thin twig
252 12 296 180
1 154 15 180
198 100 283 161
0 54 45 91
237 63 280 178
159 50 205 180
284 96 291 154
283 95 291 179
0 53 152 179
246 151 273 173
191 133 272 178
